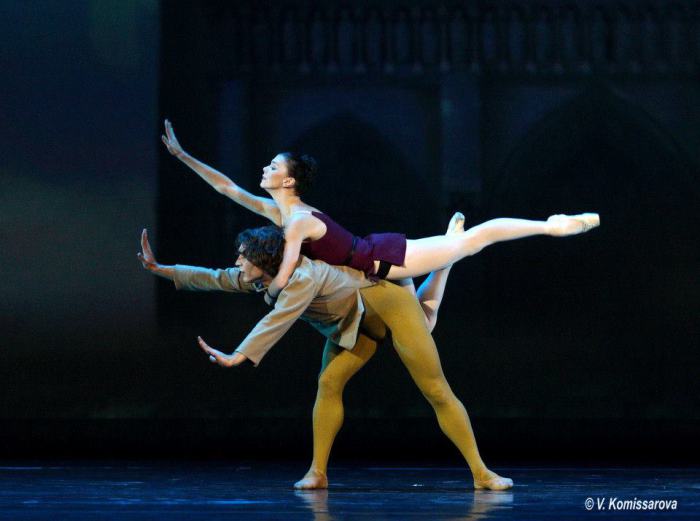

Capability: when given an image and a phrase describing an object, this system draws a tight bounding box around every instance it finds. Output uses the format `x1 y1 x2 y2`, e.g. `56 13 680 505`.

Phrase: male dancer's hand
161 119 185 158
197 336 248 368
137 229 175 280
137 229 158 271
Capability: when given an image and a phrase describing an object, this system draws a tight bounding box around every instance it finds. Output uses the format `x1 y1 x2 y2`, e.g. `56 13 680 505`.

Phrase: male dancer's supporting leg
360 281 512 490
294 335 378 489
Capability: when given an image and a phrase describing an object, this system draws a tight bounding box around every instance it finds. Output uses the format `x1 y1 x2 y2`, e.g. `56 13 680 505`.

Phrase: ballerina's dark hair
280 152 317 196
235 225 286 277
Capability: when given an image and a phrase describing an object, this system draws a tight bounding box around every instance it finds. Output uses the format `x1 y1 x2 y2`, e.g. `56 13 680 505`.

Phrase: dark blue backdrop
2 0 698 463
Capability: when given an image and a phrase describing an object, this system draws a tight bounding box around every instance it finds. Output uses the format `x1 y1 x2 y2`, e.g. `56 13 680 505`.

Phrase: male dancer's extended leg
294 335 378 490
360 281 513 490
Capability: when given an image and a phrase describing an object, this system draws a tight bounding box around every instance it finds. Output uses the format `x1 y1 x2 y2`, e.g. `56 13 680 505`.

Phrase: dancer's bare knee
425 313 437 333
460 230 489 257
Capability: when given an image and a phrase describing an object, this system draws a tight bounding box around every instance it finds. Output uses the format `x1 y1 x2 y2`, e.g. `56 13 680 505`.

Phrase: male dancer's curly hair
235 225 286 277
280 152 317 196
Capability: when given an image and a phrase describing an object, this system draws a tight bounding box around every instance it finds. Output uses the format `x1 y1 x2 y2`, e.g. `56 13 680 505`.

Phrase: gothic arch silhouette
478 86 699 414
490 84 697 214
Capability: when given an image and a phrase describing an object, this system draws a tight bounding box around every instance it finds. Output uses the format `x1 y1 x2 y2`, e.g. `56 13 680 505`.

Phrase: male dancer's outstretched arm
138 226 361 367
138 228 250 366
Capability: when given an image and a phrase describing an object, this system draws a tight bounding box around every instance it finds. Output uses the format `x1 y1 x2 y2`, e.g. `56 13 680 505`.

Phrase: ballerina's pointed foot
473 469 514 491
447 212 465 235
293 469 328 490
546 213 600 237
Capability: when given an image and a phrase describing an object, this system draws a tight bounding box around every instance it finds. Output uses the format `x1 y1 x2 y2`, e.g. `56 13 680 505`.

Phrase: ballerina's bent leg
397 212 465 331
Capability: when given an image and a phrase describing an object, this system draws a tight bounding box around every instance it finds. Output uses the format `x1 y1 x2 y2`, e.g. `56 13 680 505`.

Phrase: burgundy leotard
299 212 406 277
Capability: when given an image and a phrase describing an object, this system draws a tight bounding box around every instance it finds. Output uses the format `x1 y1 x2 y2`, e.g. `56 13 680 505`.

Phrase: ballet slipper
546 213 600 236
446 212 465 235
293 469 328 490
473 470 514 491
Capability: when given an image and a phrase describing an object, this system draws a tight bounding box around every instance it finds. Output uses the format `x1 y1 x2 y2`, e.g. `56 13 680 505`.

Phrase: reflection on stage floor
1 463 697 519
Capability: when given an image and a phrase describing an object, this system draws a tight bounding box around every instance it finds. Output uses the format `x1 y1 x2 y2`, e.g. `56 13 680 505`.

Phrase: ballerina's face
260 154 295 191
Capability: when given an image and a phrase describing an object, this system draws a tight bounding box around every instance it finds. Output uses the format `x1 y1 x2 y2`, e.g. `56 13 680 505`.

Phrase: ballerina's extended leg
385 212 600 280
546 213 600 236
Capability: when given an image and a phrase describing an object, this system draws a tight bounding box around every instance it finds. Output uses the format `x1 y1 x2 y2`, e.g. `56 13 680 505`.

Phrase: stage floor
0 463 697 519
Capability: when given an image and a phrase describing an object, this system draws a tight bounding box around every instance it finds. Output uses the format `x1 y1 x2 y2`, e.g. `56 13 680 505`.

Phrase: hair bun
300 154 318 176
280 151 316 196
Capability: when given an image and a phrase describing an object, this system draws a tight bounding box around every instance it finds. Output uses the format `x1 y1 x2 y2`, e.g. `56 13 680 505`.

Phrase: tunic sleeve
173 265 260 293
234 271 317 366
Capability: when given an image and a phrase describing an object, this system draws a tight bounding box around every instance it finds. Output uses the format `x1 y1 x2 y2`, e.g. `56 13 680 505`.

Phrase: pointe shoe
293 469 328 490
473 474 514 491
547 213 600 236
447 212 465 235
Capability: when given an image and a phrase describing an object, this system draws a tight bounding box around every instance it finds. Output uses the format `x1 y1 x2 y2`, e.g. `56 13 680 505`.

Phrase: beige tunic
173 256 374 366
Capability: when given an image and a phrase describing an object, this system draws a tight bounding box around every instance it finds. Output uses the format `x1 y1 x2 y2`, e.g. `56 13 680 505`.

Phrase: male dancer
139 225 513 491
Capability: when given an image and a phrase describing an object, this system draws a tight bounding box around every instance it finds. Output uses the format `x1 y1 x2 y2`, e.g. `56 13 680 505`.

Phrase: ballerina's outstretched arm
161 119 282 225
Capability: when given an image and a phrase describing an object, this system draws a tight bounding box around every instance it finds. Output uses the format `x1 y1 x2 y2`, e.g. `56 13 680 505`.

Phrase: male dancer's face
235 247 267 283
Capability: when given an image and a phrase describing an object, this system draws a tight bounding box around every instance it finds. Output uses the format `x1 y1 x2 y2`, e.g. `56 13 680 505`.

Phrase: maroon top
300 212 406 277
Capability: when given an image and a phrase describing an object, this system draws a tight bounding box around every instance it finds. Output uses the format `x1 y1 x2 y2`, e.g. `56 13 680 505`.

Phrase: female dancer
161 120 599 305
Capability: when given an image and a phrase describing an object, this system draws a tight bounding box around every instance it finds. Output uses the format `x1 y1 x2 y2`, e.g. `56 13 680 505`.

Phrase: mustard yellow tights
306 280 490 482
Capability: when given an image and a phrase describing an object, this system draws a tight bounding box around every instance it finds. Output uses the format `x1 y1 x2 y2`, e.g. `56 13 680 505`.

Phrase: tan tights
308 281 489 480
